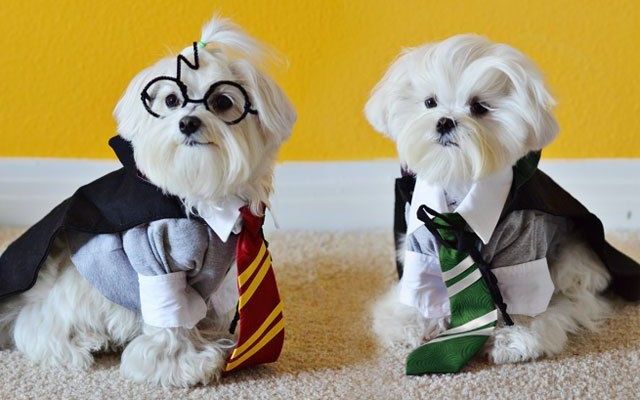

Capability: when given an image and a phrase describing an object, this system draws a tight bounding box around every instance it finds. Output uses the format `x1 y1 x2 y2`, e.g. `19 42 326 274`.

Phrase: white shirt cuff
493 258 554 317
138 272 207 328
398 250 451 318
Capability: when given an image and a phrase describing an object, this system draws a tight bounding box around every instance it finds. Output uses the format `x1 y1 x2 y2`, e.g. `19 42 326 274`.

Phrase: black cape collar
109 135 137 171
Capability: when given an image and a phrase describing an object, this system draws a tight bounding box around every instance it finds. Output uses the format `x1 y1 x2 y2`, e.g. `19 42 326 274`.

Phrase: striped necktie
224 207 284 373
406 206 510 375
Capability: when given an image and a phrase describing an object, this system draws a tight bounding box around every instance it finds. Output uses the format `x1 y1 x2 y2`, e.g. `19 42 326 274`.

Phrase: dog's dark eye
425 97 438 109
210 94 234 112
165 94 180 108
470 100 490 116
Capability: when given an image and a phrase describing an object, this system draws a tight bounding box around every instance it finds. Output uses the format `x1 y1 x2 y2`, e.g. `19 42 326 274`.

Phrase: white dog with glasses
0 16 295 387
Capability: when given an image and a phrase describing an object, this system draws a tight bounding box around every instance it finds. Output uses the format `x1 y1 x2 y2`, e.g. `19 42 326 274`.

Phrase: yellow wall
0 0 638 160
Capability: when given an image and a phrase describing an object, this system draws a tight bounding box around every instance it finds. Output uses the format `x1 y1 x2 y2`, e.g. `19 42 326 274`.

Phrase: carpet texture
0 228 639 399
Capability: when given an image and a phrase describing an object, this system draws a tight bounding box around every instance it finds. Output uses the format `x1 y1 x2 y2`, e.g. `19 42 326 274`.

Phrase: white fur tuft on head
197 16 265 62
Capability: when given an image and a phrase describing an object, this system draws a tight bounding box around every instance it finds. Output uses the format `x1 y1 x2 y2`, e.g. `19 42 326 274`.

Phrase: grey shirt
403 190 574 317
66 218 238 312
406 209 573 271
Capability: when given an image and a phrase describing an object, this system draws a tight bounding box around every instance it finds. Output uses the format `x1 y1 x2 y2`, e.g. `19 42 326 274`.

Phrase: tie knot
239 206 264 235
416 205 478 253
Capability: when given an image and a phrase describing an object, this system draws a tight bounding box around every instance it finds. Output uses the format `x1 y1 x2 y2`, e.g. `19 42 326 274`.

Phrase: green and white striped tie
406 209 499 375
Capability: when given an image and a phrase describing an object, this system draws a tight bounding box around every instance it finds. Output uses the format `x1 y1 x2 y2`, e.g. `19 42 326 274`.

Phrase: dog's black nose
179 116 202 136
436 117 456 135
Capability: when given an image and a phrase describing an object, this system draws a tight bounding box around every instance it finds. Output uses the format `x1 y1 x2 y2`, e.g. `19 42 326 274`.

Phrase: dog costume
0 136 284 373
394 152 640 374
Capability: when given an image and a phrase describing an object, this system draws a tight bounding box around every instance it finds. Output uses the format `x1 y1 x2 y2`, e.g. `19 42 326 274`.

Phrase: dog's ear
364 51 412 138
113 65 158 141
490 45 559 151
522 64 558 151
230 59 296 143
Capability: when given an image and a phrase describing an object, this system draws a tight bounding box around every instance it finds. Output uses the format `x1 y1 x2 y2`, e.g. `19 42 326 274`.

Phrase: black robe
394 152 640 302
0 136 189 300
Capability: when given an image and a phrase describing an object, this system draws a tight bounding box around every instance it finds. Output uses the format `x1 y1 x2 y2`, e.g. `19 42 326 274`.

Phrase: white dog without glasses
365 34 611 365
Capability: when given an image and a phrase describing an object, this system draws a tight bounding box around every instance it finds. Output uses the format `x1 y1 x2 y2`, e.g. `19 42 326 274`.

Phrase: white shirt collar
407 167 513 244
201 196 246 243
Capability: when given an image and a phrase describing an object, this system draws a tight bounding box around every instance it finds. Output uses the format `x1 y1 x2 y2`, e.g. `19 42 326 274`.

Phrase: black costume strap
417 205 514 326
229 302 240 334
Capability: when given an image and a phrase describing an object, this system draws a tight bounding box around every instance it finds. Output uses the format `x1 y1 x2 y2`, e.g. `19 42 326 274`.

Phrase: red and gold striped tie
224 206 285 373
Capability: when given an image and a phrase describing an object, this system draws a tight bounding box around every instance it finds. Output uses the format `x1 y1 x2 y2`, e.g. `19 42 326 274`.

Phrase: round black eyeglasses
141 78 258 125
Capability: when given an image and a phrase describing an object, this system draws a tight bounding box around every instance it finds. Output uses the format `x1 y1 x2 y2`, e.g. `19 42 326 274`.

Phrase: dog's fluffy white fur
0 17 295 387
366 35 611 364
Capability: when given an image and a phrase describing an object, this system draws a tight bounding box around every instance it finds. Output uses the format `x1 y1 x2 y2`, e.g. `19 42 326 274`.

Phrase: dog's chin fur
131 121 277 216
0 17 295 387
396 115 524 185
367 34 612 364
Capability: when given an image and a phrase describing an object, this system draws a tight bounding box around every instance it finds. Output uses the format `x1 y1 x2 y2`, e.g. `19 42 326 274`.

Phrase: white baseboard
0 158 638 231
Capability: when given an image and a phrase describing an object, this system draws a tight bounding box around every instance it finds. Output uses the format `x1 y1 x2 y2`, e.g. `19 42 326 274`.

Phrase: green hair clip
197 40 207 49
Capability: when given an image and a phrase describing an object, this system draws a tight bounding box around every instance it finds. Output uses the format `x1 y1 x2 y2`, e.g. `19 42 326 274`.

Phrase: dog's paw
120 327 229 388
21 339 95 370
486 325 541 364
371 288 446 349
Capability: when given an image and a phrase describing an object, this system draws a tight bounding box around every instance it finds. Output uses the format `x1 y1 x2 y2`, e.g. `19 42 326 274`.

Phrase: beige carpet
0 228 639 399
